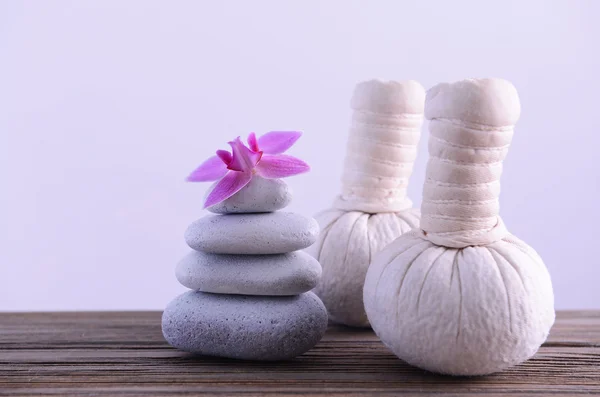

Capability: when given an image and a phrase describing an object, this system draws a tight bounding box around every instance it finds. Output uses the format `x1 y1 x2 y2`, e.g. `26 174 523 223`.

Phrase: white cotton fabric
364 230 555 376
333 80 425 213
421 78 519 248
306 79 425 327
363 78 555 375
306 208 420 326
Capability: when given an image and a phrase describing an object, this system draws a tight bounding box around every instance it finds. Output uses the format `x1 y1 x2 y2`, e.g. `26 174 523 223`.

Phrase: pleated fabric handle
420 78 521 248
334 79 425 213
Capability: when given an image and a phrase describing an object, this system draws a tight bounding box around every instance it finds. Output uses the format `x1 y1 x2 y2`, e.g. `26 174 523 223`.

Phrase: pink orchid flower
187 131 310 208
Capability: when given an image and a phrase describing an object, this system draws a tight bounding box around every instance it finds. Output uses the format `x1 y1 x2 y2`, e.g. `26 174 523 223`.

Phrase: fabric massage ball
363 78 555 375
305 79 426 327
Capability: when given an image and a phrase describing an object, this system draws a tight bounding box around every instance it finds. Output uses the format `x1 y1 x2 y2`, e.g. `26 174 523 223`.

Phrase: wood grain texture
0 311 599 396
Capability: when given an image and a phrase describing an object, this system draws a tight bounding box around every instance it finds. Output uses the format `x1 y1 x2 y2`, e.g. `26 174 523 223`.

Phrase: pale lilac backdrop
1 0 598 310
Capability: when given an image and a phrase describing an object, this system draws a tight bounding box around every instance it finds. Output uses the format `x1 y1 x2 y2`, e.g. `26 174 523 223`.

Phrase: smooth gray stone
176 251 321 296
206 176 292 214
185 212 319 254
162 291 328 360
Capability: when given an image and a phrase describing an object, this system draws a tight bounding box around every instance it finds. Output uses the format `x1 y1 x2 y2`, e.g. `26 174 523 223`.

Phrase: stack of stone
162 176 329 360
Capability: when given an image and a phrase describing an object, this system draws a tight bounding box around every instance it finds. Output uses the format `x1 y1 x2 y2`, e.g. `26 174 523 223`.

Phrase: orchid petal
204 171 252 208
257 131 302 154
255 154 310 178
186 155 228 182
247 132 259 152
216 149 232 165
227 137 262 172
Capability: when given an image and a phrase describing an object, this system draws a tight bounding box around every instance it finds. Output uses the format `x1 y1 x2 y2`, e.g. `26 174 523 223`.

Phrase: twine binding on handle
420 118 514 248
333 80 425 213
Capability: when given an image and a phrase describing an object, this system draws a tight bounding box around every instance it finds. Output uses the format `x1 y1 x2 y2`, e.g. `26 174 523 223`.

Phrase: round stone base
162 291 328 360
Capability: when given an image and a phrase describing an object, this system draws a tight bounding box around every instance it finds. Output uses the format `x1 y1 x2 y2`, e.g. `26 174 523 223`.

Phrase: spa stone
185 212 319 254
176 250 321 295
162 291 328 360
206 176 292 214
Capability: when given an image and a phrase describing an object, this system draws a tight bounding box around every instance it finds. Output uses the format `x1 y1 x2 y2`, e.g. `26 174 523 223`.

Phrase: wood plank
0 311 599 396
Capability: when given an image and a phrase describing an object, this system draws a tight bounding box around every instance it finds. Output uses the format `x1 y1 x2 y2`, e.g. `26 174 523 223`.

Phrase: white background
1 0 598 311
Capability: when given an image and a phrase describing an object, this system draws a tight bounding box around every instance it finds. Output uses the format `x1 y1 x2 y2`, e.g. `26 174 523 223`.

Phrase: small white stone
176 250 321 295
185 212 319 255
206 176 292 214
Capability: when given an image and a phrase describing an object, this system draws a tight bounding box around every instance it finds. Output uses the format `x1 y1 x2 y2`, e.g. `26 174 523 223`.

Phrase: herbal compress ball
363 78 555 375
305 80 425 327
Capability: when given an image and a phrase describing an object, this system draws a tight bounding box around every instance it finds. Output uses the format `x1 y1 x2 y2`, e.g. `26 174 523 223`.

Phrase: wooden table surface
1 311 599 396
